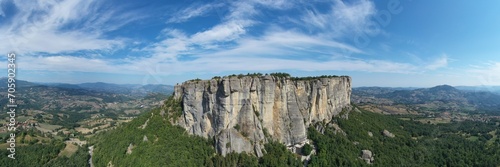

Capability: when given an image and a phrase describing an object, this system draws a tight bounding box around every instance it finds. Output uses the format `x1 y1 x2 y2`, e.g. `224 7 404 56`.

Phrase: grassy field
417 118 451 124
75 127 93 134
59 143 79 157
0 132 10 139
467 136 479 141
399 118 411 121
0 143 10 149
37 123 62 132
17 116 31 122
486 130 497 145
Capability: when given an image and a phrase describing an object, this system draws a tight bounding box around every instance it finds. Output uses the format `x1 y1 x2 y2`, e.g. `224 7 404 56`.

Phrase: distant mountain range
352 85 500 114
0 78 174 97
455 86 500 94
36 81 174 97
355 85 500 94
0 78 173 113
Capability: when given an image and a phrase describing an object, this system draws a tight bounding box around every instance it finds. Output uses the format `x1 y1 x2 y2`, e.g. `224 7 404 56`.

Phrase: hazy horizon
1 0 499 87
7 77 500 89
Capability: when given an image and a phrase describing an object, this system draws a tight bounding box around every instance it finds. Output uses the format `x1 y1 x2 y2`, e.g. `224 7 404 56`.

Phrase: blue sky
1 0 499 87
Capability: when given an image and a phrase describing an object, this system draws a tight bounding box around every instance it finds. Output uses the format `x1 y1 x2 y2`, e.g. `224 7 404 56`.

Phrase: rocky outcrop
173 75 351 156
382 129 395 138
361 150 374 164
126 143 134 155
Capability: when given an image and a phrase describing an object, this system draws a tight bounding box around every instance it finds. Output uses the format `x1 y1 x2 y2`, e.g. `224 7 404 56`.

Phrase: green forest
90 96 304 167
0 139 89 167
2 97 500 166
307 108 500 166
89 98 500 166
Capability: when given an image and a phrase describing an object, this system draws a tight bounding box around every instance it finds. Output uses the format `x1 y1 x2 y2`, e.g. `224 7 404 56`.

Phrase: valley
2 0 499 166
0 79 172 164
1 75 500 166
352 85 500 123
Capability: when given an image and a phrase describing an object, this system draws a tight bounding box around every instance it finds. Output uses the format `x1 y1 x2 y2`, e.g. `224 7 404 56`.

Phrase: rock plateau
173 75 352 156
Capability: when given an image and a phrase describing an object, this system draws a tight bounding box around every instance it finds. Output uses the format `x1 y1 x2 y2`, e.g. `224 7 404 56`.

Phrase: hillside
89 74 500 166
0 80 173 166
3 76 500 166
91 96 302 167
90 99 500 166
352 85 500 115
0 79 171 129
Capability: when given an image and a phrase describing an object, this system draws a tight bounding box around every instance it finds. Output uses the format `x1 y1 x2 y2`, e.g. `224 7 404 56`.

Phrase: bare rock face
173 75 351 156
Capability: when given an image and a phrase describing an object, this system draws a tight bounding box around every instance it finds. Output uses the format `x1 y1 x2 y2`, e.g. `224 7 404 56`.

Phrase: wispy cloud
11 0 417 75
190 20 250 45
425 54 448 70
299 0 376 37
141 0 380 74
469 62 500 85
18 55 130 74
0 0 140 54
167 3 219 23
0 0 5 17
0 0 456 85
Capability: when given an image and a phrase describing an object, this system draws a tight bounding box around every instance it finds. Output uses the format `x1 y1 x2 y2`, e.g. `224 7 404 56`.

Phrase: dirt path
88 145 94 167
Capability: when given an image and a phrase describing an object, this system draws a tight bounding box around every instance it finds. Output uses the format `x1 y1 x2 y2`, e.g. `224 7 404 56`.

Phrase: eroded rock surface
173 75 351 156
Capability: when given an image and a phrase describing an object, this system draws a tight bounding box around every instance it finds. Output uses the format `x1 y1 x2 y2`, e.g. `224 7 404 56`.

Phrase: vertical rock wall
173 75 351 156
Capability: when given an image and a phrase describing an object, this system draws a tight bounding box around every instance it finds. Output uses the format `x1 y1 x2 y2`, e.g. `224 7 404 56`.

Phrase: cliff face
173 75 351 156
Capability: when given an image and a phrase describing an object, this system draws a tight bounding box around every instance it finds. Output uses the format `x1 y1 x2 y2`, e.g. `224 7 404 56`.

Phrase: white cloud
18 55 131 74
167 3 219 23
425 55 448 70
469 62 500 85
253 0 293 9
190 20 250 45
124 0 413 77
299 0 376 37
128 55 418 74
207 30 364 57
0 0 5 17
0 0 139 54
0 0 442 84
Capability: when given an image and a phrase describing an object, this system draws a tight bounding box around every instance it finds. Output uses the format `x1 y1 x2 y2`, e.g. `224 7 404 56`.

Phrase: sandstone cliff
173 75 351 156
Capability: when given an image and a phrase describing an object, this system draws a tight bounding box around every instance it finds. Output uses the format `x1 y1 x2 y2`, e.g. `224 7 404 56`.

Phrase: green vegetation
47 111 93 129
269 72 291 78
143 93 169 101
259 141 302 167
44 145 89 167
188 78 202 82
210 141 301 167
4 80 500 167
162 95 183 119
234 124 241 131
0 138 88 167
211 152 258 167
0 141 64 166
306 107 500 166
301 143 312 155
290 75 342 81
207 72 343 81
91 99 303 167
92 107 214 167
